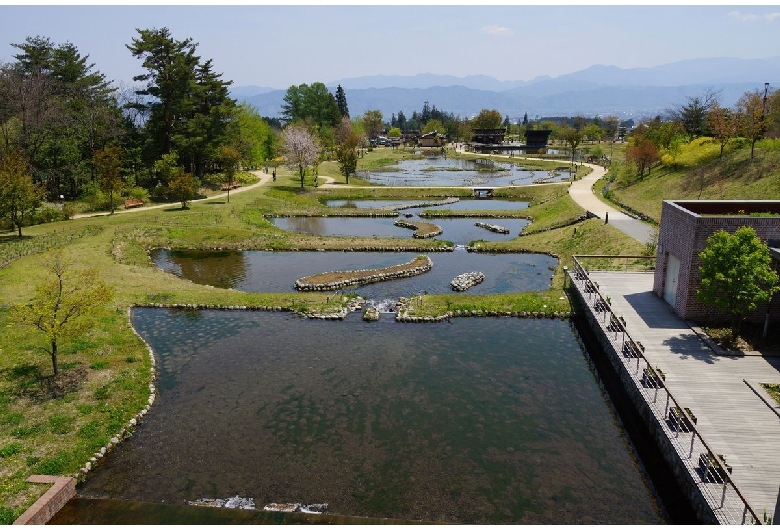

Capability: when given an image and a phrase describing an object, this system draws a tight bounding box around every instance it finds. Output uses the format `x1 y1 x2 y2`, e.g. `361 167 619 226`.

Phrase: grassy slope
606 140 780 221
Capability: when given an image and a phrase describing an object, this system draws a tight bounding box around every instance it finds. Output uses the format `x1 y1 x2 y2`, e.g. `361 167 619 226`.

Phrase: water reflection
363 157 570 187
151 250 557 298
76 310 663 524
163 250 248 289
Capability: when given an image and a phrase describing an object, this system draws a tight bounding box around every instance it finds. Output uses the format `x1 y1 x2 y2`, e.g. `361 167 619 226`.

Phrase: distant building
471 128 506 145
419 131 446 147
524 130 552 148
653 200 780 324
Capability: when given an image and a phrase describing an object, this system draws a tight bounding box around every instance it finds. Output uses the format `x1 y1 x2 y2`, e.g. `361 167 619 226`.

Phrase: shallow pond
150 249 557 300
323 199 530 211
362 157 571 187
75 310 664 524
271 217 529 244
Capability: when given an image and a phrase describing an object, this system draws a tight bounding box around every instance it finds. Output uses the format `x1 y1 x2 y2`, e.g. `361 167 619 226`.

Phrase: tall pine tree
335 84 349 118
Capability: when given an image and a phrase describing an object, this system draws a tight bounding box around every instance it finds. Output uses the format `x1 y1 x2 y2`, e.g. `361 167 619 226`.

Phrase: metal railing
568 256 762 525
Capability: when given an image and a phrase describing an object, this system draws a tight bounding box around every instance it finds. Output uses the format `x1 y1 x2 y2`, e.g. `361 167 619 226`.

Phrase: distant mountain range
232 57 780 121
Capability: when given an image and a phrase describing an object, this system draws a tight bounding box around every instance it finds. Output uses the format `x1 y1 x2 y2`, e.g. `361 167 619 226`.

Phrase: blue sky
0 5 779 89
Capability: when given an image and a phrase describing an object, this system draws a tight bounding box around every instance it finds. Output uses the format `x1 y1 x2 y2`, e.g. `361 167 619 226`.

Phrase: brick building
653 200 780 323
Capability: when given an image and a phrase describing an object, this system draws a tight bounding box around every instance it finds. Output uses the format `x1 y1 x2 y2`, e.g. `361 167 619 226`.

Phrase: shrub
125 186 150 202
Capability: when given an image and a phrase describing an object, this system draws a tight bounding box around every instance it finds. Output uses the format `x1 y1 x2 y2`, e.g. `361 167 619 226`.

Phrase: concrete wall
653 200 780 322
13 475 75 525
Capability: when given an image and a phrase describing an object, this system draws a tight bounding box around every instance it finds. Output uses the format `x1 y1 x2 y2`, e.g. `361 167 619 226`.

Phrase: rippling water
75 310 663 524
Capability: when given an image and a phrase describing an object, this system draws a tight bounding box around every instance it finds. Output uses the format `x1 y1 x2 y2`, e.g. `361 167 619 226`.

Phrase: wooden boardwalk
590 271 780 522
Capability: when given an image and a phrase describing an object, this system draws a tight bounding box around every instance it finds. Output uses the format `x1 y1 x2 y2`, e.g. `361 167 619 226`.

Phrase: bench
124 198 144 209
221 182 240 191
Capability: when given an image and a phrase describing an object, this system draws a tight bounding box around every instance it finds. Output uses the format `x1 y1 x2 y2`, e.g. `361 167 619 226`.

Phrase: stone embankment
295 256 433 291
393 220 443 238
474 222 509 234
450 271 485 291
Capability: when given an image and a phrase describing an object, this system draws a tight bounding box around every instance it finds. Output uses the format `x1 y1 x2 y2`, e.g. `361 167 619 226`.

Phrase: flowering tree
282 123 320 189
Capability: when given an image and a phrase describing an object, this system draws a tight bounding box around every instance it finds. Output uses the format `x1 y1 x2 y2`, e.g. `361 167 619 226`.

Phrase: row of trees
623 86 780 179
0 30 276 223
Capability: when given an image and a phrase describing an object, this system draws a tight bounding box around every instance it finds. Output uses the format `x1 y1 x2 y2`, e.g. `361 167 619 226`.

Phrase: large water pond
272 199 530 244
150 250 557 300
75 310 664 524
362 157 572 187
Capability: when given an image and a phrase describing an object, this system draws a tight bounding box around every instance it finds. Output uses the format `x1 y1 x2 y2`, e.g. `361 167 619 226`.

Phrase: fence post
689 431 695 458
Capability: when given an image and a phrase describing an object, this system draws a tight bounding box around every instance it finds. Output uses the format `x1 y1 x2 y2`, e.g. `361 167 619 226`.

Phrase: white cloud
728 10 780 22
481 25 514 36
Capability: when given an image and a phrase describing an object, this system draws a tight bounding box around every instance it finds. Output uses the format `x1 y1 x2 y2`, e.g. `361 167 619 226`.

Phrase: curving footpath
72 169 272 219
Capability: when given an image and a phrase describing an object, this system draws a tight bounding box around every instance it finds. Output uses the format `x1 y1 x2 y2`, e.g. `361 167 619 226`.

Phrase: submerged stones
362 307 381 321
451 271 485 291
474 222 510 234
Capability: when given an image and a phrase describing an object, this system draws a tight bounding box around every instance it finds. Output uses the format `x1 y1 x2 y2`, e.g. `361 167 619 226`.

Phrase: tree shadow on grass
0 233 33 244
2 363 87 401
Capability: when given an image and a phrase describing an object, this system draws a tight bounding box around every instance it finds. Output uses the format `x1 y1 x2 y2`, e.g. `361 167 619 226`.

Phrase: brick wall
13 475 75 525
654 200 780 323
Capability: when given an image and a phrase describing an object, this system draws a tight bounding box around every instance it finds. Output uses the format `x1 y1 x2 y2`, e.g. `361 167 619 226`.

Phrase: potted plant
698 452 732 483
642 366 665 388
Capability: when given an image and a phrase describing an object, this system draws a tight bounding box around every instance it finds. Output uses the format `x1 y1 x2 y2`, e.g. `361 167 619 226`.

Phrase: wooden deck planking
590 272 780 519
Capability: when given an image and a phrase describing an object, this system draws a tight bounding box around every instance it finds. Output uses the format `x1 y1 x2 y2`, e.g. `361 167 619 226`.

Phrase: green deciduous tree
281 82 341 132
168 170 196 208
336 132 359 184
0 151 46 237
736 89 769 160
362 110 383 141
707 103 738 158
697 226 779 342
92 145 123 214
218 145 240 203
227 102 272 169
471 109 503 130
11 250 114 376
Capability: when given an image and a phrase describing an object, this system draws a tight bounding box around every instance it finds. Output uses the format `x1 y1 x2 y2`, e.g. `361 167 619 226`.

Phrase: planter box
642 367 665 389
668 406 697 433
622 341 642 359
698 452 732 483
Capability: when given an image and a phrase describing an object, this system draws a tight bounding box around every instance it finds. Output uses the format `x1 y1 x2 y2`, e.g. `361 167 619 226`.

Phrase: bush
125 186 150 202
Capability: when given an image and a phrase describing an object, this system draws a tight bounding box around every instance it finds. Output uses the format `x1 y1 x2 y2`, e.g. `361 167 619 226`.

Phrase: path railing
568 255 762 525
